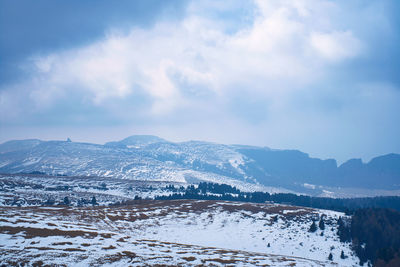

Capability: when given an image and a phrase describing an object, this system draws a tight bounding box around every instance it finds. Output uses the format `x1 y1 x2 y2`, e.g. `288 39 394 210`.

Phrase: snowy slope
0 138 281 193
0 200 359 266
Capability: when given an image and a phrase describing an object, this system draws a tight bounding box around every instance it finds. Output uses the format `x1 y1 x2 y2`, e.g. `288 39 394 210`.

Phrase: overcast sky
0 0 399 163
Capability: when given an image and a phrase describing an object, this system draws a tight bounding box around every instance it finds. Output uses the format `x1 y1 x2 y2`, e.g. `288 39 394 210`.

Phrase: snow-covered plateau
0 199 358 266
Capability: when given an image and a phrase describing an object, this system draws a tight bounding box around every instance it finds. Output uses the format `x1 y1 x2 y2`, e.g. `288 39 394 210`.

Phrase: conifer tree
341 250 346 259
63 196 70 205
319 217 325 230
328 253 333 261
309 221 317 232
337 217 351 242
91 196 97 206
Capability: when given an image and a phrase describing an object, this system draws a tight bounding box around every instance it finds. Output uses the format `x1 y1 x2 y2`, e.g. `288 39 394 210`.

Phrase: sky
0 0 399 163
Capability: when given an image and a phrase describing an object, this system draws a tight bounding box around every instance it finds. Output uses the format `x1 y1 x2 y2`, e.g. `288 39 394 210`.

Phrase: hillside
0 135 399 197
0 199 358 266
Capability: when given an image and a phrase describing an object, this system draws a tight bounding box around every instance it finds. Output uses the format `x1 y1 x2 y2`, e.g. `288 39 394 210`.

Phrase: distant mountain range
0 135 399 196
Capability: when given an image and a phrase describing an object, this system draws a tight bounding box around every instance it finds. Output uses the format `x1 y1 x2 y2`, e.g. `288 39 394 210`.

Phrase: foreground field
0 200 358 266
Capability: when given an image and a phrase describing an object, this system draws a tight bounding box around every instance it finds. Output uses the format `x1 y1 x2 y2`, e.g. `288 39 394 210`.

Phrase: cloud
310 30 363 61
4 1 363 111
0 0 187 85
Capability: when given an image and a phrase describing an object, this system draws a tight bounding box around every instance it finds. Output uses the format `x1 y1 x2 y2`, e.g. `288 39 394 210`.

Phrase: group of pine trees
350 209 400 266
47 196 98 206
330 209 400 266
308 216 348 261
157 182 400 213
308 216 325 233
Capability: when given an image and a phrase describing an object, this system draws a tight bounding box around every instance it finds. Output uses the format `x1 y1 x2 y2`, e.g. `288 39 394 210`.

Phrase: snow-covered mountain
0 135 399 196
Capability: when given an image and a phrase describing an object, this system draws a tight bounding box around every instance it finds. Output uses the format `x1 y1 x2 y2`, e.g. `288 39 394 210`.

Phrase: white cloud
2 0 363 116
310 30 363 61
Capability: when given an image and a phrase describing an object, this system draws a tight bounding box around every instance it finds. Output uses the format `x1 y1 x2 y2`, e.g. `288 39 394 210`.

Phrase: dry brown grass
182 256 196 261
32 260 44 267
25 246 55 250
96 250 138 264
203 258 239 264
15 219 37 224
63 247 86 252
0 225 98 239
102 245 116 250
100 233 113 238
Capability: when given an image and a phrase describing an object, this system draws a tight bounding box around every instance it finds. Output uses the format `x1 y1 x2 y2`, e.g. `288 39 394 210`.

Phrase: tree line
156 182 400 213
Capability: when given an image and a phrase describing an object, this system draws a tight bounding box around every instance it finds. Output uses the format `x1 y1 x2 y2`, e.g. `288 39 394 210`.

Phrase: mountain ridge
0 135 399 195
